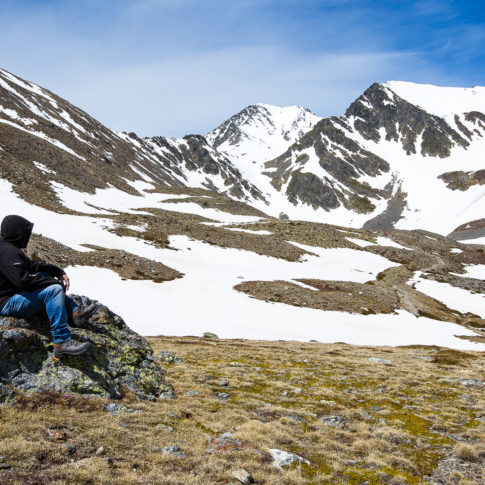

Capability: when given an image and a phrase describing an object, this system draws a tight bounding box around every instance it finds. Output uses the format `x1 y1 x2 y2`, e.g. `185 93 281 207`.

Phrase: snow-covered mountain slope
205 104 321 214
384 81 485 120
3 66 482 237
0 68 264 209
263 81 485 234
206 103 320 166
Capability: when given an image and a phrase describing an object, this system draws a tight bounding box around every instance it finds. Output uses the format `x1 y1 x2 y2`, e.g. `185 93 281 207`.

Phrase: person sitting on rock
0 215 96 357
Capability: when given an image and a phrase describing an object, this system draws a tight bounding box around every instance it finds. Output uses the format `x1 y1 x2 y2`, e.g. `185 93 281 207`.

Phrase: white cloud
39 46 439 137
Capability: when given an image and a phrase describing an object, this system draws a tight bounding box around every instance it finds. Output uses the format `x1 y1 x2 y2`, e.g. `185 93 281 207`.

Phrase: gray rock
319 399 336 406
156 351 183 364
0 295 174 400
367 357 393 365
202 332 219 339
95 446 104 456
161 446 186 458
166 412 183 419
269 448 310 467
217 392 230 400
413 354 433 362
218 378 230 387
65 444 77 455
106 403 141 414
197 374 214 382
156 424 174 432
460 378 483 388
186 390 200 396
232 468 255 485
320 415 348 426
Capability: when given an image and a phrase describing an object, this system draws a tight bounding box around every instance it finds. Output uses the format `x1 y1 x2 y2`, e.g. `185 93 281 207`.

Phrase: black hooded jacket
0 215 65 311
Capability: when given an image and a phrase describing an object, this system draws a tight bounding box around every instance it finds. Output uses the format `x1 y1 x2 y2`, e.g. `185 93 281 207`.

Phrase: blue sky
1 0 484 137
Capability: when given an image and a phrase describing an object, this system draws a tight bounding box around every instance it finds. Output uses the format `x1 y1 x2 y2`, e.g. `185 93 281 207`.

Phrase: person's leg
0 291 45 318
65 295 79 315
38 285 71 343
0 285 71 344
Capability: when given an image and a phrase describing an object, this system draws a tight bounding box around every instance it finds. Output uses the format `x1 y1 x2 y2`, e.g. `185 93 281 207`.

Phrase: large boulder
0 295 174 401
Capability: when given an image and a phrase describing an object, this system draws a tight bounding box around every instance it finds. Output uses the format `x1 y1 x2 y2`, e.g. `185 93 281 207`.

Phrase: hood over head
1 215 34 248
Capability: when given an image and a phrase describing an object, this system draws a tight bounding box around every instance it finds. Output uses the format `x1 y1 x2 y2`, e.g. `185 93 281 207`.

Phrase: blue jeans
0 284 78 343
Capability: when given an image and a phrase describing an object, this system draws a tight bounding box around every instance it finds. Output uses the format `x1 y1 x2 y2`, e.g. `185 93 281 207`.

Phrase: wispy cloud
0 0 483 136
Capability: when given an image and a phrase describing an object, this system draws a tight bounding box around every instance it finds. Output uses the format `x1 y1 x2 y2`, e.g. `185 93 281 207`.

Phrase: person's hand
61 274 70 292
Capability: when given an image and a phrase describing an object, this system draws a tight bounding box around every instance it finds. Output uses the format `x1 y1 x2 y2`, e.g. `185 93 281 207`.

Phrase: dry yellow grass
0 337 484 484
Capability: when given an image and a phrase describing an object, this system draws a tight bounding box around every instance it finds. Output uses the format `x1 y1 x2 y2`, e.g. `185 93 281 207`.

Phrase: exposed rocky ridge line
233 223 485 329
346 83 470 157
27 233 182 282
0 295 174 400
0 68 264 210
1 66 485 233
261 82 485 231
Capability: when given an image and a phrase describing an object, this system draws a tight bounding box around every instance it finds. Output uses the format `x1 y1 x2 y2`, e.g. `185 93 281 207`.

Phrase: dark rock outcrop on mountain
362 187 407 230
0 68 262 210
265 116 390 213
346 83 470 157
262 82 485 226
438 169 485 191
148 134 265 200
449 219 485 241
0 295 175 401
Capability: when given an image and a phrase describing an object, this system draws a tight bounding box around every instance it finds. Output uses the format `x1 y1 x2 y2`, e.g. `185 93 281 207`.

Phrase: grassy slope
1 337 484 484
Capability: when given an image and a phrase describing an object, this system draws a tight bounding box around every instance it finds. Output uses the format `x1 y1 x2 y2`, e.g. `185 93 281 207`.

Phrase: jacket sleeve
27 258 65 278
1 250 62 292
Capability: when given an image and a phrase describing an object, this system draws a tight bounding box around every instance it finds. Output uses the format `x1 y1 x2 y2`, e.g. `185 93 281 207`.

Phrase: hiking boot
72 303 98 327
53 339 91 357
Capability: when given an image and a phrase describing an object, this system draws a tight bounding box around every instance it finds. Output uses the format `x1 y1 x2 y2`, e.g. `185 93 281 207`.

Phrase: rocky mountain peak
206 103 320 157
345 82 471 157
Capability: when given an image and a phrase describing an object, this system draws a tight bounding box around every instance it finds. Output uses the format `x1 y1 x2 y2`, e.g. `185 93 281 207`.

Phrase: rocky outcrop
346 83 470 157
438 169 485 191
0 295 174 401
448 218 485 241
265 117 389 212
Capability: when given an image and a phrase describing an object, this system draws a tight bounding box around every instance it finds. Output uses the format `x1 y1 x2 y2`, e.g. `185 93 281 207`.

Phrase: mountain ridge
1 66 484 237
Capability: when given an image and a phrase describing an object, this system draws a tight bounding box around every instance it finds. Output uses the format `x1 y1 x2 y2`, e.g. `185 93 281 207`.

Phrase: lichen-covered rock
0 295 174 400
156 350 183 363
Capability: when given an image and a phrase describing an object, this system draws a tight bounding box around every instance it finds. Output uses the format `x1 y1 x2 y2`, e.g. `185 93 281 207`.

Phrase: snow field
349 125 485 235
408 265 485 318
67 258 483 350
1 179 484 349
385 81 485 120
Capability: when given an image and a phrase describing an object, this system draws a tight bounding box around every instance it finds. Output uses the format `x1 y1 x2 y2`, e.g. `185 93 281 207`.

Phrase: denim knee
45 284 64 298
